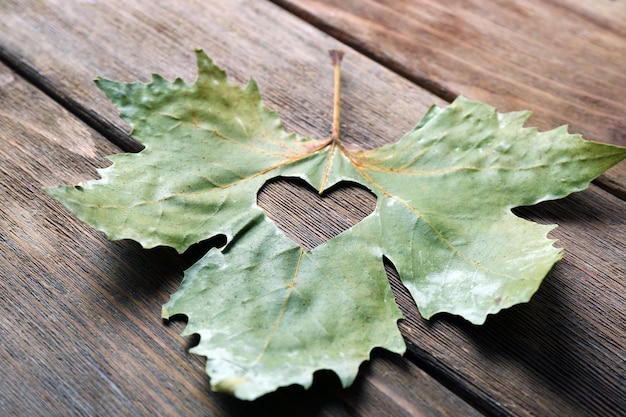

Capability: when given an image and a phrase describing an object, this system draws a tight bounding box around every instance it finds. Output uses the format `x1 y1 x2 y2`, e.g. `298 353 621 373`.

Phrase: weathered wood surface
0 0 624 416
271 0 626 198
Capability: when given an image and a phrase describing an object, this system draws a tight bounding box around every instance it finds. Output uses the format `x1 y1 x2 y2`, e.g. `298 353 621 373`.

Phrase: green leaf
45 50 626 399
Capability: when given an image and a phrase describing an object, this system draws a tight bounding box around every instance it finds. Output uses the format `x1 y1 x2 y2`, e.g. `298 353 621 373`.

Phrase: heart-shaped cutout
257 177 377 251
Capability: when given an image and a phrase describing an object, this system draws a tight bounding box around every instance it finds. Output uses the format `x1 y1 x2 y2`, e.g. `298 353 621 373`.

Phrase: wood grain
1 0 624 415
0 62 480 416
0 0 443 153
270 0 626 198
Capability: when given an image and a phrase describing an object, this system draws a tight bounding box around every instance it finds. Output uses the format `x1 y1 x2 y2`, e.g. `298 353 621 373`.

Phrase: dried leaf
46 50 626 399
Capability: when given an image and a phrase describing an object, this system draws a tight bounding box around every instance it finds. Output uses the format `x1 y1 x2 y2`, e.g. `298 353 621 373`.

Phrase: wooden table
1 1 624 416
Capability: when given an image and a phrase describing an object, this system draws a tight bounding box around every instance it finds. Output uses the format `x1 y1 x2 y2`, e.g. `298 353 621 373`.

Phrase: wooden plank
0 62 482 416
1 0 624 415
0 0 443 153
269 0 626 198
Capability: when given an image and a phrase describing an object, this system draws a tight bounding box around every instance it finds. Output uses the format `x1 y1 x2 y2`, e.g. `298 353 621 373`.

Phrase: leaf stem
329 50 344 145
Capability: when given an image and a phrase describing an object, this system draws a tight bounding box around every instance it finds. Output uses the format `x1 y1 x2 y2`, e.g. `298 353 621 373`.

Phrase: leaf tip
161 305 170 320
193 48 226 83
213 376 249 397
193 47 208 60
92 76 108 92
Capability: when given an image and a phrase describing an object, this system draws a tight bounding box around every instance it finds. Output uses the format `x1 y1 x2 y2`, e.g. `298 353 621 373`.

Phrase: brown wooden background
1 1 624 416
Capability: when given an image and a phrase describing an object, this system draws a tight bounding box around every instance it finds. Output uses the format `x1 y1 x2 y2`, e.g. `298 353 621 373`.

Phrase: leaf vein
348 152 521 281
253 248 305 365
